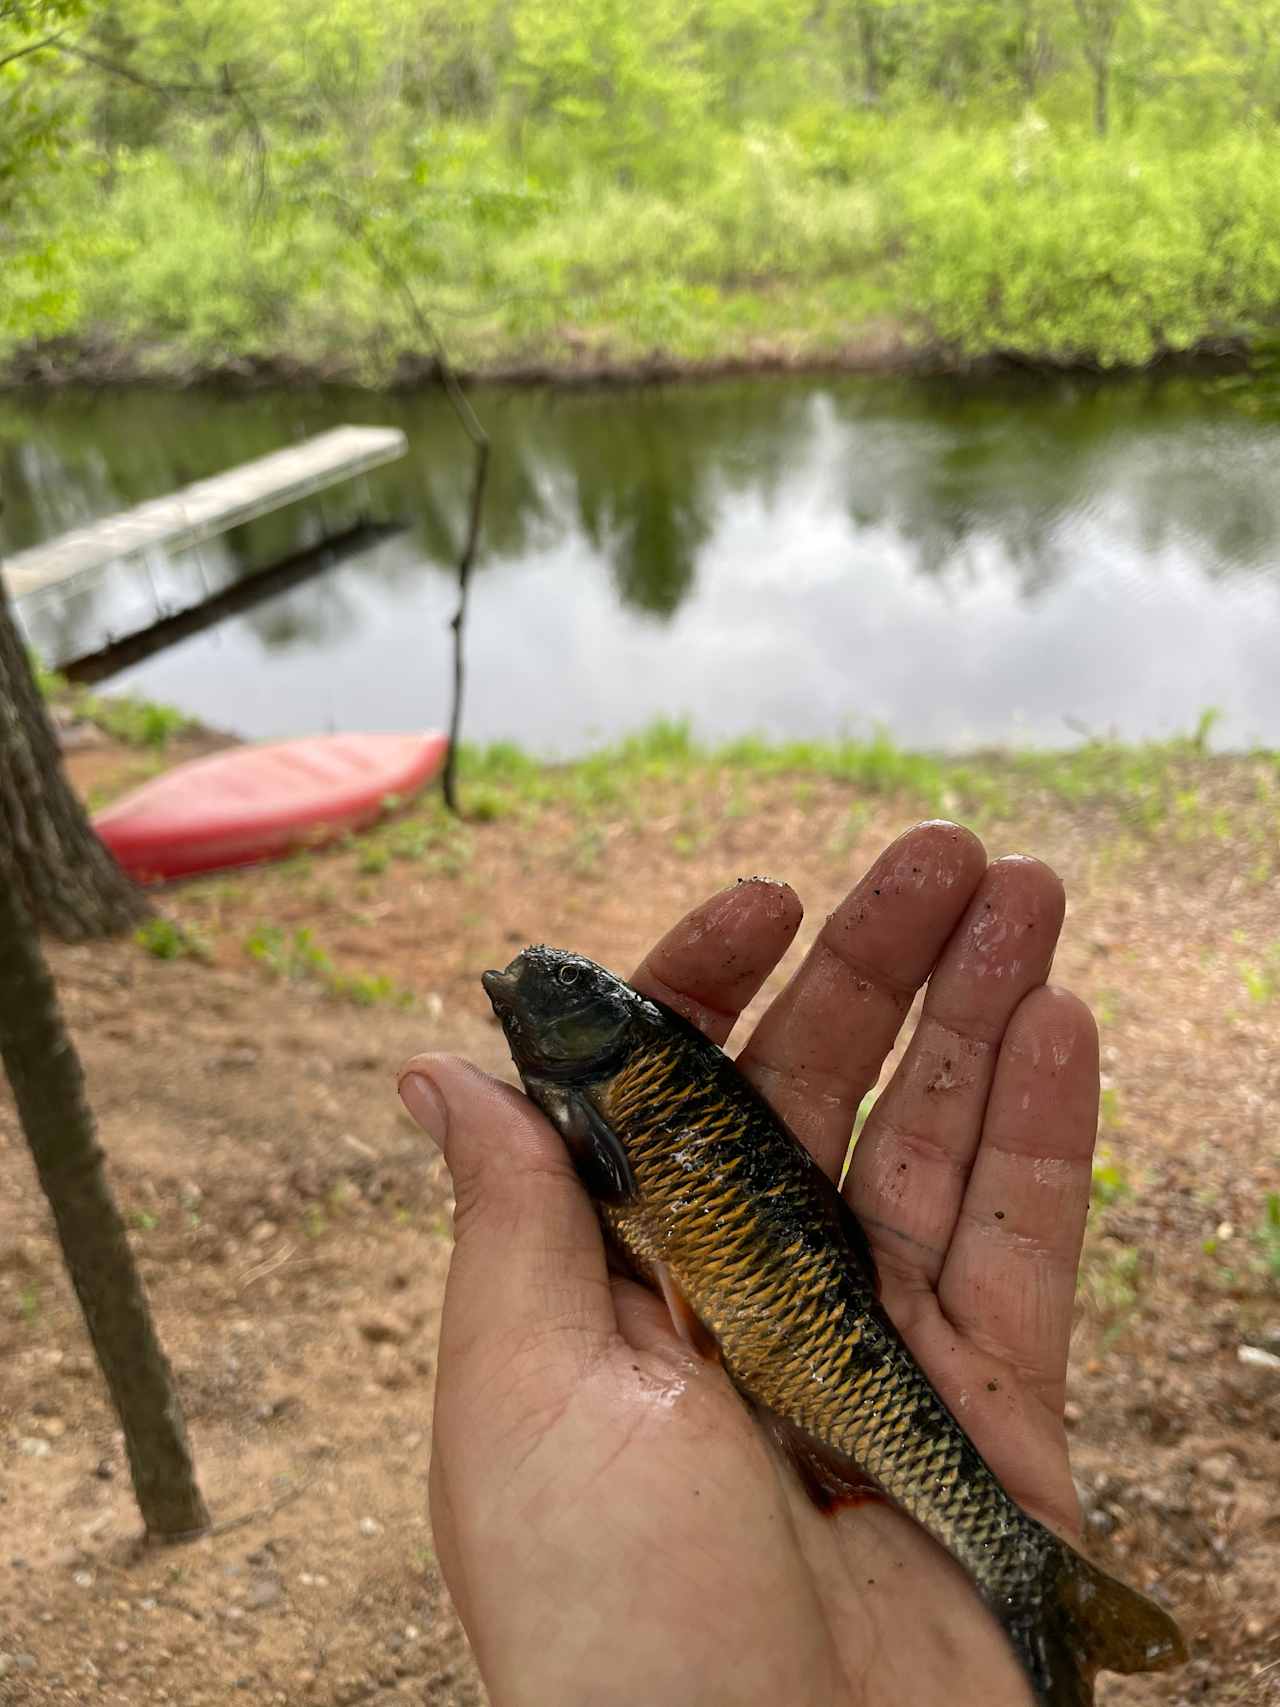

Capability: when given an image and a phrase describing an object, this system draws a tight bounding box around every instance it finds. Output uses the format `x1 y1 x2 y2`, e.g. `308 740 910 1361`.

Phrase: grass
35 657 192 750
1204 1193 1280 1295
1091 1147 1132 1210
1238 944 1280 1006
446 716 1280 852
1254 1193 1280 1289
135 916 213 963
1083 1243 1147 1340
243 924 414 1009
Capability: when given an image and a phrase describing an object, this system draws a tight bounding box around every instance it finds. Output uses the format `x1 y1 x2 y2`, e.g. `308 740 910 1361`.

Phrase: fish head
482 946 637 1082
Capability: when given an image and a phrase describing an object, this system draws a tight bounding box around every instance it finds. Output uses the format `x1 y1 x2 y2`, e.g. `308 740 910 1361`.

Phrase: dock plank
2 425 408 599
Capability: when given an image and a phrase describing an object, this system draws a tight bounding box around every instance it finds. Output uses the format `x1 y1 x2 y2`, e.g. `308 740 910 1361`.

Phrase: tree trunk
856 4 881 104
1015 0 1047 99
1091 54 1109 135
0 872 211 1541
0 580 151 941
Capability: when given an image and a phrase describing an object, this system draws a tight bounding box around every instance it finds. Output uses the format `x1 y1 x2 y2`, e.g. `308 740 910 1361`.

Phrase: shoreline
0 328 1254 396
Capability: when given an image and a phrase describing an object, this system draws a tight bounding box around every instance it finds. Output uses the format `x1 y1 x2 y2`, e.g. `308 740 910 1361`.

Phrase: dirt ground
1 728 1278 1706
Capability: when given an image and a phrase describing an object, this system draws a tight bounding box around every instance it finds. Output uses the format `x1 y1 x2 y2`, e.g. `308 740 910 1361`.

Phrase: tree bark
0 873 210 1540
855 3 881 104
1091 54 1109 135
0 580 151 941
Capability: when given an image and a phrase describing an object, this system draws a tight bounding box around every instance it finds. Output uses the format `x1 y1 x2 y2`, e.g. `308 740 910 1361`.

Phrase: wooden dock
4 424 408 667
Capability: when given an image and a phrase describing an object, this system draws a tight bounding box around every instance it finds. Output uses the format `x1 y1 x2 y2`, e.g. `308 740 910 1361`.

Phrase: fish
482 944 1187 1707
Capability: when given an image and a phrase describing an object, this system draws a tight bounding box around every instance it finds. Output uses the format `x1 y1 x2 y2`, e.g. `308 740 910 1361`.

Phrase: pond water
3 374 1280 754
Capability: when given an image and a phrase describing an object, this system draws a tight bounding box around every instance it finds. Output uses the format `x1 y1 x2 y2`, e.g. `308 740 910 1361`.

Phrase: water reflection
3 374 1280 749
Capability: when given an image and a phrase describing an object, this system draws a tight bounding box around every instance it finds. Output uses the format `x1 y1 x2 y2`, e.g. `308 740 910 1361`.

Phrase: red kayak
94 731 448 883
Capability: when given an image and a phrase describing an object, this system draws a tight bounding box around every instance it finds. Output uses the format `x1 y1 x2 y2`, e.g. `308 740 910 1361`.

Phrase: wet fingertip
897 818 986 864
989 851 1064 884
738 874 804 923
1006 985 1100 1062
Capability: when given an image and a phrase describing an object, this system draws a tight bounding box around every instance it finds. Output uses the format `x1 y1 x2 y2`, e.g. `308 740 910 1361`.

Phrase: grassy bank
11 121 1280 384
63 683 1280 892
11 0 1280 381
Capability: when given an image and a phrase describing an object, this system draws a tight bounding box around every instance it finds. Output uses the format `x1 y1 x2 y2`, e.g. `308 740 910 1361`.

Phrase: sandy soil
1 731 1277 1706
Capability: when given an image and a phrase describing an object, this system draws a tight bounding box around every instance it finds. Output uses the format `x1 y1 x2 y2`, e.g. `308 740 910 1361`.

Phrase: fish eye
557 964 581 987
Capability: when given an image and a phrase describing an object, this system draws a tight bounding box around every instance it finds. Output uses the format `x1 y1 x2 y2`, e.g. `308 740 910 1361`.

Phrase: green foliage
135 916 212 962
1083 1242 1145 1332
1204 1192 1280 1293
244 923 413 1007
244 923 331 980
1090 1144 1131 1207
451 720 1280 848
1254 1192 1280 1288
1238 944 1280 1005
11 0 1280 366
77 690 190 749
35 663 191 748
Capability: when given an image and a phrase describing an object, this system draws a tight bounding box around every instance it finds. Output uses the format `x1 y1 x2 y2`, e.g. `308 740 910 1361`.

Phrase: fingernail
399 1071 448 1149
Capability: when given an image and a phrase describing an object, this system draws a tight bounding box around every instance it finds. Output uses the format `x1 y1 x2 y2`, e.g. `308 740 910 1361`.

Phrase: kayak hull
93 731 448 883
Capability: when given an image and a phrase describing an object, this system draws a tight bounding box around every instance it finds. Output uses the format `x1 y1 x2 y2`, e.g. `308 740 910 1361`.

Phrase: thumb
398 1054 615 1382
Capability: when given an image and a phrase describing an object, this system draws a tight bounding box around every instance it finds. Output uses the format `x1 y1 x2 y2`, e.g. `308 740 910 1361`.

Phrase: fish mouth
481 966 520 1015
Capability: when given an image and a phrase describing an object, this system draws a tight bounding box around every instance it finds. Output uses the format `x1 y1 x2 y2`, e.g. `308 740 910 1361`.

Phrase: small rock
358 1312 411 1347
1201 1452 1237 1489
37 1416 67 1439
139 1596 157 1612
18 1436 51 1458
93 1459 115 1480
1063 1401 1083 1428
1237 1344 1280 1371
73 1570 94 1588
358 1516 381 1538
250 1220 278 1245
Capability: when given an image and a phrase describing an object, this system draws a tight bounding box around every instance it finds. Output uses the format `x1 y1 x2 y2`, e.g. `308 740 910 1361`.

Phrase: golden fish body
483 946 1186 1707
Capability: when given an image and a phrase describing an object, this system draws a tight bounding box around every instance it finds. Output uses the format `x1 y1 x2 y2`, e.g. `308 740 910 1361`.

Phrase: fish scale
598 1030 1051 1599
484 945 1187 1707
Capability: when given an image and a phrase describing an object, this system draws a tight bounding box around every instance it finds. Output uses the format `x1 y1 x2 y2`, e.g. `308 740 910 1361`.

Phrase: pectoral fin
654 1263 721 1362
532 1083 637 1204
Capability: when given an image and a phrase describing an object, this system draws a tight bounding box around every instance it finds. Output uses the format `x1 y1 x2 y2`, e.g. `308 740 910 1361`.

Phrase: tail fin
1003 1545 1187 1707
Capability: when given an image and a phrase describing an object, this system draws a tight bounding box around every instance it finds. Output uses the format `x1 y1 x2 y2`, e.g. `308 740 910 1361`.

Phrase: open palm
401 823 1099 1707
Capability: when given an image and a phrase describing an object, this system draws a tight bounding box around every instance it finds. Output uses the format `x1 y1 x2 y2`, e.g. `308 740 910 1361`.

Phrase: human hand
399 822 1099 1707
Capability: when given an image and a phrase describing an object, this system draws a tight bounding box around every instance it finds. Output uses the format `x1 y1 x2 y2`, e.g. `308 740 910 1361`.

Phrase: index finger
630 876 804 1045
